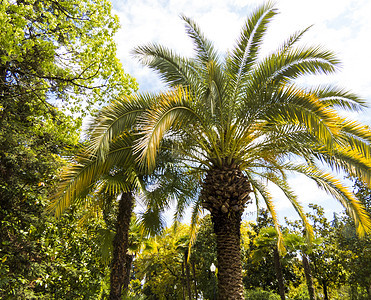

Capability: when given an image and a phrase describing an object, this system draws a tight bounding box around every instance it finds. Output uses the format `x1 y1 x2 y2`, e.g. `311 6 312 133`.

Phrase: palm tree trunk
301 253 316 300
109 192 134 300
123 254 134 290
273 248 286 300
202 165 252 300
212 210 244 299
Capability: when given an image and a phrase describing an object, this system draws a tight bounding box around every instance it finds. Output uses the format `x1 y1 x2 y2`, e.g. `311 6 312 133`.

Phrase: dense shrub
245 288 280 300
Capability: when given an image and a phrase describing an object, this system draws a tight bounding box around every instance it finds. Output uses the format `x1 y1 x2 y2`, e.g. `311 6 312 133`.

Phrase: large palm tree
131 3 371 299
49 94 196 300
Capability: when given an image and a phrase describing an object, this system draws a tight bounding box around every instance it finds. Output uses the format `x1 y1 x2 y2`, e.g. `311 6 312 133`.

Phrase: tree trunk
212 209 243 299
322 281 329 300
109 192 134 300
302 253 316 300
123 254 134 290
273 248 286 300
201 165 252 300
192 261 197 299
185 254 192 300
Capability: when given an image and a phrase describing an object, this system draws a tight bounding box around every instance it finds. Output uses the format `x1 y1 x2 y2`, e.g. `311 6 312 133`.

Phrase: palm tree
48 94 196 300
132 3 371 298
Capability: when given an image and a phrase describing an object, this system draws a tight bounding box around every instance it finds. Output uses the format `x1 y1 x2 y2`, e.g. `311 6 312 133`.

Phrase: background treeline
2 180 370 299
126 183 371 300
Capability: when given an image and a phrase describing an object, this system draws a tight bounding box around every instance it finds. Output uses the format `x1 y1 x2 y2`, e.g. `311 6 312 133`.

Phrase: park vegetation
1 1 370 300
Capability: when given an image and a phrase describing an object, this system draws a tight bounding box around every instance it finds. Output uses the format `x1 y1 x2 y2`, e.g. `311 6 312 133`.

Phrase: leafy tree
134 224 193 299
0 0 136 298
243 211 299 298
286 205 350 300
307 206 349 300
336 180 371 299
192 215 218 299
284 233 320 300
0 0 136 115
132 3 371 298
252 227 288 300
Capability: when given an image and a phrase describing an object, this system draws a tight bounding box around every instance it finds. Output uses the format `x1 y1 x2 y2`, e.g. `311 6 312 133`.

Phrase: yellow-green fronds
293 164 371 237
86 92 157 161
134 87 198 170
249 178 286 255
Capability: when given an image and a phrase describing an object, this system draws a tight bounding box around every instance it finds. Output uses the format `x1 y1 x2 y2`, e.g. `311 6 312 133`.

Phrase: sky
110 0 371 224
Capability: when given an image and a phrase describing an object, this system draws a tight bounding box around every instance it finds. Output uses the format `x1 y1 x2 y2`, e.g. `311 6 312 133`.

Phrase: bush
245 288 281 300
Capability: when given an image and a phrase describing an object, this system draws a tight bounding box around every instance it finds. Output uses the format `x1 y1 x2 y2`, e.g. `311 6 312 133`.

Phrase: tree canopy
0 0 136 298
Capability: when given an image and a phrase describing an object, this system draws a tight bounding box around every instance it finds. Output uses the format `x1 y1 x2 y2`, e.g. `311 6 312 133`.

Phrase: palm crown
134 4 370 234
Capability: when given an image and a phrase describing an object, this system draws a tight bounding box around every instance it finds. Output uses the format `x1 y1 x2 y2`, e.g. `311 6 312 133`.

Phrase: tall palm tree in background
132 3 371 298
49 94 196 300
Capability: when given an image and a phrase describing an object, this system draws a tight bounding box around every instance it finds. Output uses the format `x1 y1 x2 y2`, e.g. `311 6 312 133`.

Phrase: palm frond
289 164 371 236
87 93 156 161
264 172 314 242
135 88 205 169
181 14 220 66
248 46 339 97
227 2 277 100
313 85 367 111
132 43 197 87
248 177 285 254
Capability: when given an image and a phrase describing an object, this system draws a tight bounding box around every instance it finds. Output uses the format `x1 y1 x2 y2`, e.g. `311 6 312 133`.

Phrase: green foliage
0 108 83 298
334 180 371 298
242 211 300 294
0 0 137 115
133 224 191 299
192 215 218 299
244 288 281 300
0 206 109 299
132 217 218 300
287 283 310 300
0 0 137 298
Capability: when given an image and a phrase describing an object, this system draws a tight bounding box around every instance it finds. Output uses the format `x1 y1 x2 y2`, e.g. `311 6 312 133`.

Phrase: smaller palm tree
48 94 197 300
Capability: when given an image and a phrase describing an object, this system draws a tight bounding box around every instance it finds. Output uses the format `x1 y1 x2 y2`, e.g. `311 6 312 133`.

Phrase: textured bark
213 211 243 299
302 253 316 300
201 165 252 300
123 254 134 291
109 192 134 300
273 248 286 300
